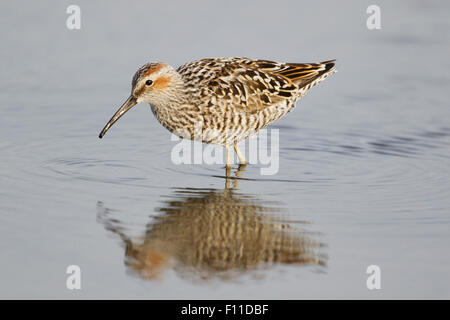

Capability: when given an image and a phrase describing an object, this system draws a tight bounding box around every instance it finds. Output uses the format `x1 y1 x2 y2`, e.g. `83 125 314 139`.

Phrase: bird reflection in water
97 165 326 281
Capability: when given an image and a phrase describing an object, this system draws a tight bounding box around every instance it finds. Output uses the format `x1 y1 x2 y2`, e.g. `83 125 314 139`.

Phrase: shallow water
1 1 449 298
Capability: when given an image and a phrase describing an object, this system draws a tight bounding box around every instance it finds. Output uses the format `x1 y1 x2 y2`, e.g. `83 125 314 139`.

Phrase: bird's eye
145 80 153 86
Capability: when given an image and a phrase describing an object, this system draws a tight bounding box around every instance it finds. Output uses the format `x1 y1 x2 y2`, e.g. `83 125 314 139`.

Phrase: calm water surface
0 1 449 298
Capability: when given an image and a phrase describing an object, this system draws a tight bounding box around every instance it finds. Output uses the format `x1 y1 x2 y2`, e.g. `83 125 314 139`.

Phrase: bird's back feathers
177 57 335 113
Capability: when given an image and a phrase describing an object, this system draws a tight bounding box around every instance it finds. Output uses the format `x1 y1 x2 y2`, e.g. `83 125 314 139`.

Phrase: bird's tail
293 59 336 91
320 59 336 75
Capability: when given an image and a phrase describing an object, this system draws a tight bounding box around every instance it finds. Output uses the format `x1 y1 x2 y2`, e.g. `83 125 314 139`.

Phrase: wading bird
99 57 335 166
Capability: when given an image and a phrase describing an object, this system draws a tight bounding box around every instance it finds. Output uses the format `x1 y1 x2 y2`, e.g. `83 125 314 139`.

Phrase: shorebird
99 57 335 166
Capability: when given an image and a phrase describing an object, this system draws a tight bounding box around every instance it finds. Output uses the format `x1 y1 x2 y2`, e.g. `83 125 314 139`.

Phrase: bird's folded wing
177 58 334 113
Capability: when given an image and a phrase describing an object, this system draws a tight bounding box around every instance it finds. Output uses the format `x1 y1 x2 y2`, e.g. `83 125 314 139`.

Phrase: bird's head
99 62 182 138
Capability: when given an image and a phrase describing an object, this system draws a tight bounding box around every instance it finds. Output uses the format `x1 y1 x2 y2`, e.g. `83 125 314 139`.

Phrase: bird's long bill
99 95 137 138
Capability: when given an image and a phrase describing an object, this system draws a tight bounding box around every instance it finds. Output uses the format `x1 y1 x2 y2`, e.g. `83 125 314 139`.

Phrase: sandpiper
99 57 336 166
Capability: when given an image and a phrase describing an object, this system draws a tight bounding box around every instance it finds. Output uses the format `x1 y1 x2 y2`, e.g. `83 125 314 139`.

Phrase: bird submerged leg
234 144 248 165
233 164 247 189
224 147 232 189
225 164 231 189
224 163 247 190
226 146 232 168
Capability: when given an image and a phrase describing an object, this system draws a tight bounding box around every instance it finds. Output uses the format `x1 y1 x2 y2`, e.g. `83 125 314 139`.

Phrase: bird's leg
224 146 233 189
234 144 248 165
225 165 231 189
235 163 247 178
233 163 247 189
226 146 232 168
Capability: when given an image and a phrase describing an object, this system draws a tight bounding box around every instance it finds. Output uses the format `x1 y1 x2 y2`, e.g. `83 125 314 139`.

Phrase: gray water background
0 0 449 298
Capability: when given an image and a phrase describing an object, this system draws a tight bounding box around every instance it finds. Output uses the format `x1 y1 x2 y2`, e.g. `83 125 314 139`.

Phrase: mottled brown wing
177 58 334 113
177 58 297 112
252 59 336 88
